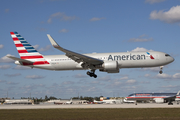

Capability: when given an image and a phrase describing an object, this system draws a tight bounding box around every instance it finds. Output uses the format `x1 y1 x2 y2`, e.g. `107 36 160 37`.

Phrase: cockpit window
165 54 170 57
128 94 134 97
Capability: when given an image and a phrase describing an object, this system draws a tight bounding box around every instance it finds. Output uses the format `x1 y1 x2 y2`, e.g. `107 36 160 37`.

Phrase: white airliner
94 97 120 104
126 90 180 105
7 32 174 78
65 98 73 104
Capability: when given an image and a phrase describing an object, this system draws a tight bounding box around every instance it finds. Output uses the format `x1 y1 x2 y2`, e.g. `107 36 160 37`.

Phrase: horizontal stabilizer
6 55 33 63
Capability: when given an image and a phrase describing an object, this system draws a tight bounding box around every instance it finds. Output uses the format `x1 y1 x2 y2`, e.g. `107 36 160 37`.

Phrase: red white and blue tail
10 32 49 65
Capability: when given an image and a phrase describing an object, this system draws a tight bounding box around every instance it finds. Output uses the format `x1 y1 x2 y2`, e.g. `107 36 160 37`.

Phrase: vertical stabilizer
10 32 49 65
10 32 43 60
177 90 180 96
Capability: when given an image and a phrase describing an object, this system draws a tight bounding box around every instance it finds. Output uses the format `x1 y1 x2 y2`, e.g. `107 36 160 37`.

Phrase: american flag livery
10 32 49 66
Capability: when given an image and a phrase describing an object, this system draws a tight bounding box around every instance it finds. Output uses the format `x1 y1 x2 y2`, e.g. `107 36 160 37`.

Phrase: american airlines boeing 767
7 32 174 78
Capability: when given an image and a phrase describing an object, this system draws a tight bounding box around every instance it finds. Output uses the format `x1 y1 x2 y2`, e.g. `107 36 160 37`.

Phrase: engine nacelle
15 61 21 65
100 61 119 73
154 98 164 103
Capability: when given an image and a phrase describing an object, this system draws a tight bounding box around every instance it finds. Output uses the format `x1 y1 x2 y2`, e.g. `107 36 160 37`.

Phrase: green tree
45 95 48 101
49 96 57 100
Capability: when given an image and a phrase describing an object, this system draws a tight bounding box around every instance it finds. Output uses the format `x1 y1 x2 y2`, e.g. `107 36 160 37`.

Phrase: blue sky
0 0 180 99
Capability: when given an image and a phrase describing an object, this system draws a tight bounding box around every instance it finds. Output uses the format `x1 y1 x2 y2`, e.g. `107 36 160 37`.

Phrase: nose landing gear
159 66 163 74
87 70 97 78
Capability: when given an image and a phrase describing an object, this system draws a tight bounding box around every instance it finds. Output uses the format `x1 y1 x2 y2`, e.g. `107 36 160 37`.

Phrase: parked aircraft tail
176 90 180 96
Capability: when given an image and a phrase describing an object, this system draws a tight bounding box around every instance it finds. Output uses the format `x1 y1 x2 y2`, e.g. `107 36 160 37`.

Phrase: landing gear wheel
87 70 97 78
94 74 97 78
168 102 173 105
87 71 90 75
159 71 163 74
159 66 163 74
90 73 93 77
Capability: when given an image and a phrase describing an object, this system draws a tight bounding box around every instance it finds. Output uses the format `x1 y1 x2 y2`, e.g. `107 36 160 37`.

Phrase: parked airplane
93 100 106 104
94 97 121 104
123 98 135 103
126 91 180 105
7 32 174 78
66 98 73 104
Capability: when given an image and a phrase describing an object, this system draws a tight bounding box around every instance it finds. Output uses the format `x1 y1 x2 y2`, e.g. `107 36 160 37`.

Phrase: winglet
47 34 60 48
47 34 66 53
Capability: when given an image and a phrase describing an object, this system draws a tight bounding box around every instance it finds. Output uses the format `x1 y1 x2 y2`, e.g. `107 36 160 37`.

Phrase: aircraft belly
36 65 55 70
118 60 146 68
50 61 82 70
118 59 164 68
29 64 55 70
127 98 153 101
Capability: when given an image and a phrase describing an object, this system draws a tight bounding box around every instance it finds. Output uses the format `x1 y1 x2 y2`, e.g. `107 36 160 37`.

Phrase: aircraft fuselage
17 51 174 71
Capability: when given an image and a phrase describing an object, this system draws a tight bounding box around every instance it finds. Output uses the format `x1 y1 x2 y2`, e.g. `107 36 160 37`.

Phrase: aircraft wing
163 96 176 101
7 55 33 63
47 34 104 65
163 91 180 101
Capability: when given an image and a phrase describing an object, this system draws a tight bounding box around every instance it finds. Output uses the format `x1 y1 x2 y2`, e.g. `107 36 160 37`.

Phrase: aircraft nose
170 57 175 63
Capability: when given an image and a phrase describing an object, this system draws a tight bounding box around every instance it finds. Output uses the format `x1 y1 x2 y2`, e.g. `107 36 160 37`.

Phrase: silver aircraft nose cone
170 57 175 63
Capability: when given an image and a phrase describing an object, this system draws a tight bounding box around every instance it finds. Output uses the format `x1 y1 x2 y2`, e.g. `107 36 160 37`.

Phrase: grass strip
1 108 180 120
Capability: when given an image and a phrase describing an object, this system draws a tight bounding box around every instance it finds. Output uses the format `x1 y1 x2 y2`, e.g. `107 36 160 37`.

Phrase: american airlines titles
108 54 146 61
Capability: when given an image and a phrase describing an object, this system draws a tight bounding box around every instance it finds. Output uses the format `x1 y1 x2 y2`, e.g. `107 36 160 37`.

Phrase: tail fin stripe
33 61 50 65
18 38 24 40
17 47 26 50
15 44 24 47
21 56 44 59
14 41 21 44
13 38 19 41
10 32 15 35
19 40 27 42
18 50 28 53
12 37 25 41
22 44 31 47
22 61 50 66
19 53 42 56
27 50 38 52
21 41 28 43
11 34 16 37
25 47 34 49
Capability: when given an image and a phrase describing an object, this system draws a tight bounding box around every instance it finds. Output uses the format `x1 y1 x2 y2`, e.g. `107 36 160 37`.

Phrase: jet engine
153 98 164 103
99 61 119 73
15 61 22 65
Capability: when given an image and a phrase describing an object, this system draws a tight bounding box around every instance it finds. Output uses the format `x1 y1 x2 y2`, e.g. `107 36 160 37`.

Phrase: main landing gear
168 101 173 105
87 70 97 78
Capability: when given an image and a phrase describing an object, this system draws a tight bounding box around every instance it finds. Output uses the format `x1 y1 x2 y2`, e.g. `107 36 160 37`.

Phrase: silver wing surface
164 91 180 101
163 95 176 101
47 34 104 67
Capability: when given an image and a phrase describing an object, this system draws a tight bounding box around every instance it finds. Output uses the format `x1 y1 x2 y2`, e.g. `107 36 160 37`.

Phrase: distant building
47 99 88 104
4 99 33 104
